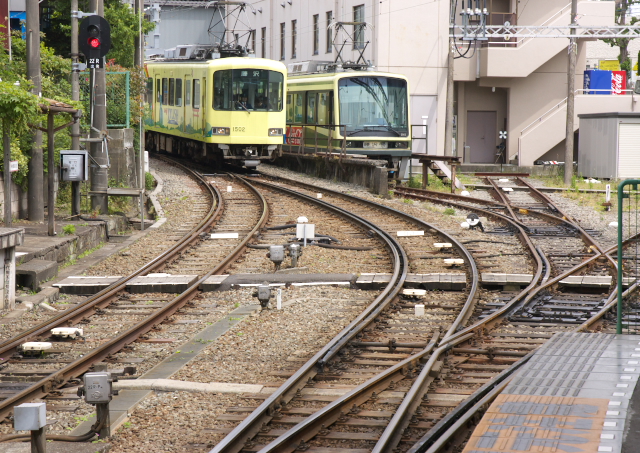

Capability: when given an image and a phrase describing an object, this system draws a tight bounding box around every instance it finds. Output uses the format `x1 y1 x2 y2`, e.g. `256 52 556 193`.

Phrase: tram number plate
363 141 388 149
233 126 246 133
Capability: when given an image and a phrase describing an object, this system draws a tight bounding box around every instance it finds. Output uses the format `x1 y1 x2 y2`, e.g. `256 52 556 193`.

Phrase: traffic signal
79 15 111 68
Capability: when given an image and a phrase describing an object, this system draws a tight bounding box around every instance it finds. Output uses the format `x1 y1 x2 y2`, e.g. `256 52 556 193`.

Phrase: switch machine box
60 150 89 181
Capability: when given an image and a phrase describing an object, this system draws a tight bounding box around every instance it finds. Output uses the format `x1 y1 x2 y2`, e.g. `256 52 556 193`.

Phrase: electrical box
60 150 89 181
83 371 112 404
269 245 285 264
14 403 47 431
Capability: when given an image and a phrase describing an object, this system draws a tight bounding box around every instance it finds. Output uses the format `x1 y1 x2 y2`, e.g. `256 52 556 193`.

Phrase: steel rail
209 177 408 453
0 157 221 360
222 176 481 453
0 162 270 421
254 175 480 342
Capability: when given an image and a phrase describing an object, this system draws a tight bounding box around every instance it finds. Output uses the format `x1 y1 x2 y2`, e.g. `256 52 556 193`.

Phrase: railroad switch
267 245 285 271
466 213 485 232
254 283 272 308
77 367 119 438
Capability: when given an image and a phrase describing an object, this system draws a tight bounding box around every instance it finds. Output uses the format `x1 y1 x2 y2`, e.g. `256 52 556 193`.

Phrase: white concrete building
249 0 639 166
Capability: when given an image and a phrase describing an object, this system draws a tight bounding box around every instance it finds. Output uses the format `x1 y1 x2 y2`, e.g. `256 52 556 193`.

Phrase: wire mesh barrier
79 71 131 129
617 180 640 334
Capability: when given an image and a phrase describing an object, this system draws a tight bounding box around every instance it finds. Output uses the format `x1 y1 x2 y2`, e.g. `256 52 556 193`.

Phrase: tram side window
185 80 191 106
169 78 175 106
162 78 168 105
291 92 304 123
286 94 294 123
306 93 317 124
317 92 331 125
156 79 161 104
175 79 183 107
193 79 201 109
146 78 153 104
214 71 232 110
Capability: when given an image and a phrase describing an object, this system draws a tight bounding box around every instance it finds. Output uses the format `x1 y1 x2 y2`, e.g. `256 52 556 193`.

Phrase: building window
280 22 285 60
326 11 333 53
313 14 319 55
353 5 365 49
261 27 266 58
251 29 256 53
291 20 297 59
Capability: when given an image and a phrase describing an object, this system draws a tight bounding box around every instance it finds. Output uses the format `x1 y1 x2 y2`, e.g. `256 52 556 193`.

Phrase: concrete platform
463 332 640 453
16 259 58 291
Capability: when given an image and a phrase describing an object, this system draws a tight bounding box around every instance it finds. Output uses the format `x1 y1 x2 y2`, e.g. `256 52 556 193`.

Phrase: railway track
0 159 270 424
202 174 629 453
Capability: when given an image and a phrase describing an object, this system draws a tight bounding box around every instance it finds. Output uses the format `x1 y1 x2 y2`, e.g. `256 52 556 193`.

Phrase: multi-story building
249 0 638 167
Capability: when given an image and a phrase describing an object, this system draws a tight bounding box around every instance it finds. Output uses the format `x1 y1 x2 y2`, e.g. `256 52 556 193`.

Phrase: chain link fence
617 180 640 334
79 71 130 129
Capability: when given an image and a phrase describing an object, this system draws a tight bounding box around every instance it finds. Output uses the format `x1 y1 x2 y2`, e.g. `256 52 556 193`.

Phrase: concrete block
438 273 452 290
404 274 422 289
506 274 533 285
372 273 392 289
127 275 199 293
355 273 375 290
559 276 583 287
421 274 439 290
581 276 612 288
200 275 230 292
450 273 467 290
53 276 122 295
16 259 58 291
482 273 507 285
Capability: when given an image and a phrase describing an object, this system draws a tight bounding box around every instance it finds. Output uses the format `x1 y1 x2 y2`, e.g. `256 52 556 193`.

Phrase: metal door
467 111 497 163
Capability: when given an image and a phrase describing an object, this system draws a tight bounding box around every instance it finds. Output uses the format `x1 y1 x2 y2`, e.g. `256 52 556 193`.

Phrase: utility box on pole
60 150 89 181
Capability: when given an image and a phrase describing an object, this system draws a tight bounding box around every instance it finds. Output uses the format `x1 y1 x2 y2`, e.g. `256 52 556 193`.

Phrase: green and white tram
145 55 287 167
285 70 411 173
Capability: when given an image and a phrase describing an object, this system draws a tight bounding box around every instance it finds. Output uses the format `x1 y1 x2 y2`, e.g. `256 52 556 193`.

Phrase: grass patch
62 224 76 236
443 207 456 215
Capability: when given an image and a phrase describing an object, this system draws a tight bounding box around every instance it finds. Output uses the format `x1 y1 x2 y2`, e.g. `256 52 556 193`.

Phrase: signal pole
71 0 81 216
89 0 108 214
26 0 44 221
444 0 455 157
564 0 578 185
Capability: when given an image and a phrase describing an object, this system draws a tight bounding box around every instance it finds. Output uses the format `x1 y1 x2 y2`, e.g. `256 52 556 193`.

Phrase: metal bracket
72 62 87 72
72 10 97 19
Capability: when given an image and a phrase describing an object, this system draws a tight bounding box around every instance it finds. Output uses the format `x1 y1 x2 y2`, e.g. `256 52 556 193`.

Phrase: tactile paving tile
463 333 640 453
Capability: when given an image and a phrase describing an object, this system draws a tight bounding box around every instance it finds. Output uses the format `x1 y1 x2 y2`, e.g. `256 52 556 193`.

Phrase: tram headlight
212 127 230 135
268 128 283 136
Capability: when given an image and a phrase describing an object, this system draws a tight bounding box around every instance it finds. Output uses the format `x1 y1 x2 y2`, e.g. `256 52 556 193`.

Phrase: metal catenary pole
444 0 455 158
26 0 44 221
564 0 578 186
89 0 108 214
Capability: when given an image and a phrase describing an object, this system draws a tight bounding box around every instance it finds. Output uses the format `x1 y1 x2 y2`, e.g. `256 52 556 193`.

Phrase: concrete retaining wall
274 154 389 195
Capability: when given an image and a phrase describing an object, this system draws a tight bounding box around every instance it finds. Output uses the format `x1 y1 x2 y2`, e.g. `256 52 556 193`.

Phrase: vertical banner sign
606 184 611 203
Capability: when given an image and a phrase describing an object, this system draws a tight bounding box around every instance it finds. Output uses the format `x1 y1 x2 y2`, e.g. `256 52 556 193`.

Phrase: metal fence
617 180 640 334
79 71 130 128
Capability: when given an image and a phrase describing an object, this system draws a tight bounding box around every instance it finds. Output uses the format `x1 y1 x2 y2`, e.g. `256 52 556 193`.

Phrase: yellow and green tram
285 70 412 173
145 57 287 167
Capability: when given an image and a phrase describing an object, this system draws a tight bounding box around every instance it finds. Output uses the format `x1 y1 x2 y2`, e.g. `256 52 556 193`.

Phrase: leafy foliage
43 0 155 68
602 0 640 76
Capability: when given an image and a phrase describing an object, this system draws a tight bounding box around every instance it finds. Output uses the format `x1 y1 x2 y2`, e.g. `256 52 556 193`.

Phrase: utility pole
564 0 578 186
26 0 44 221
71 0 81 216
89 0 108 214
444 38 455 157
135 0 146 231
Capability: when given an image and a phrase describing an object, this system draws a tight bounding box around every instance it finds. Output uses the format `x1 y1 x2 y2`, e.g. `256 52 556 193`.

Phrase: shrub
62 224 76 235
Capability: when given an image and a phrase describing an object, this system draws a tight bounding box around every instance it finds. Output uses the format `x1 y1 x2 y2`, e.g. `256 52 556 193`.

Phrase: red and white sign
612 71 627 95
286 126 303 146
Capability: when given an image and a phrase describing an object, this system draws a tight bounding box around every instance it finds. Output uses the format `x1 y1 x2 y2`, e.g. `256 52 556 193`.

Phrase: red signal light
88 37 101 48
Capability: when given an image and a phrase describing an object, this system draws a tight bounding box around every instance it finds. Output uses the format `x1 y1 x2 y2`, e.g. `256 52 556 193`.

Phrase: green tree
43 0 155 68
604 0 640 77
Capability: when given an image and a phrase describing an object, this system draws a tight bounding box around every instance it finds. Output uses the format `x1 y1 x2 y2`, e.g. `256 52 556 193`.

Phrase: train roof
287 70 409 84
145 57 287 72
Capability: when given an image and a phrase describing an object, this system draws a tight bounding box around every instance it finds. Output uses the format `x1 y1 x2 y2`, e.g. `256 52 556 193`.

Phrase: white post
277 289 282 310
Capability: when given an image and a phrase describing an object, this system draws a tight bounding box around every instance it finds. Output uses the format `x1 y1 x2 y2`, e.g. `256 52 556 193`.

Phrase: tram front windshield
338 76 409 137
214 69 284 112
